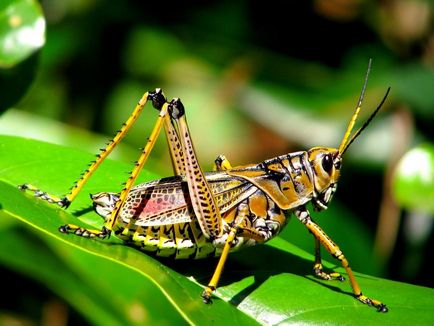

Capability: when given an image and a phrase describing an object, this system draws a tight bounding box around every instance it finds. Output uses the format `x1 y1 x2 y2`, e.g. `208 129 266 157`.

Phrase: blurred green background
1 0 433 324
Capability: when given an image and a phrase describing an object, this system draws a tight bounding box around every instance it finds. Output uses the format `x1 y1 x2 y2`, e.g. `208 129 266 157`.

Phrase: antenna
337 59 390 156
341 87 391 155
337 59 372 155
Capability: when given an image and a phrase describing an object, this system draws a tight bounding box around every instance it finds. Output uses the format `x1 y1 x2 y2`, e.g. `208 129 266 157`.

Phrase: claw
314 263 345 281
18 184 28 191
376 304 388 313
357 293 388 313
201 287 215 304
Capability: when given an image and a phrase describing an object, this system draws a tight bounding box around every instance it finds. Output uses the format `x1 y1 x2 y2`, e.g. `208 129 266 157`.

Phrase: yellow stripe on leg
64 92 151 205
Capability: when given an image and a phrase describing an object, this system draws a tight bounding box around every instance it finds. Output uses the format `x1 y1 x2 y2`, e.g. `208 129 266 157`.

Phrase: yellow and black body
90 147 340 259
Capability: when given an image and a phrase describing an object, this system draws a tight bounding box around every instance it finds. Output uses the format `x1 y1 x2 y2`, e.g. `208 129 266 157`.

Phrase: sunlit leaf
1 136 434 324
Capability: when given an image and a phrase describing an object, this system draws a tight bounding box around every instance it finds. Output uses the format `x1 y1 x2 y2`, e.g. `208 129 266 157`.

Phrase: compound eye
321 154 333 174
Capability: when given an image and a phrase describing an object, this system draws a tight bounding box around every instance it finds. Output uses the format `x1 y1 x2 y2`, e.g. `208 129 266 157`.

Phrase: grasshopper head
91 192 119 219
308 147 341 210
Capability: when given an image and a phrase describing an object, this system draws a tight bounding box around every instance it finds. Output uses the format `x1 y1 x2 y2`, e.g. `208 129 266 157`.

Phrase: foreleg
295 207 387 312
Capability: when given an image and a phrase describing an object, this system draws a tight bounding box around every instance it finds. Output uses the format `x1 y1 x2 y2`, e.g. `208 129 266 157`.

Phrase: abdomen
112 174 288 259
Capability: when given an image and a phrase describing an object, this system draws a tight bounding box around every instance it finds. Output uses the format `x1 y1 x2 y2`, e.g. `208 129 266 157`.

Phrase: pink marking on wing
135 192 189 218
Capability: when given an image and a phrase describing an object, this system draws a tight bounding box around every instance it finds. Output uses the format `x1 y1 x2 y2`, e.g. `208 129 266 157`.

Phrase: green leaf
0 219 148 326
1 135 434 324
0 0 45 68
0 0 45 110
393 143 434 215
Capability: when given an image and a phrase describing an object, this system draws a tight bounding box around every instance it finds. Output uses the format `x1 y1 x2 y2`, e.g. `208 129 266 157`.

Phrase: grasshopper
19 60 389 312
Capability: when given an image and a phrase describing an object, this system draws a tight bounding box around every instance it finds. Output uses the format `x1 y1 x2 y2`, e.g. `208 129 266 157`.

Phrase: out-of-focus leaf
122 28 186 78
393 143 434 215
0 0 45 111
0 0 45 68
393 64 434 115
